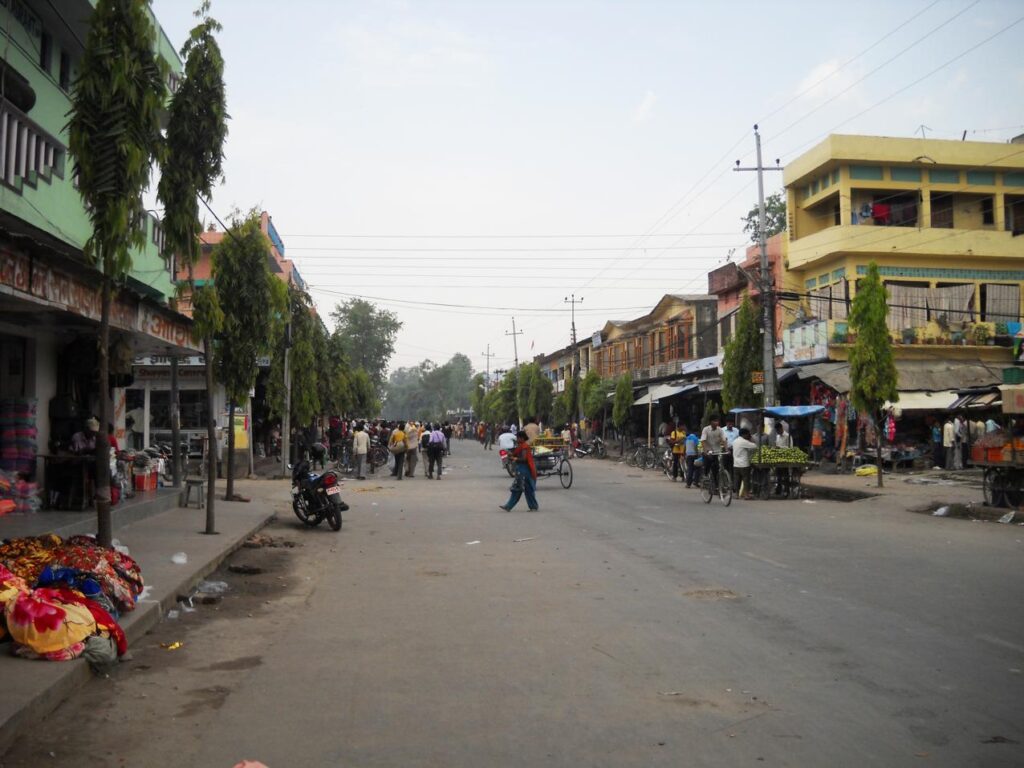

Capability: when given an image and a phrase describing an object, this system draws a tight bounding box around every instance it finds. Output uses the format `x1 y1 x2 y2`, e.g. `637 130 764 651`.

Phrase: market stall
972 385 1024 508
731 405 822 500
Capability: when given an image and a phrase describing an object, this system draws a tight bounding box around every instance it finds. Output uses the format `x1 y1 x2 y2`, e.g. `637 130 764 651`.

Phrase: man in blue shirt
684 429 701 488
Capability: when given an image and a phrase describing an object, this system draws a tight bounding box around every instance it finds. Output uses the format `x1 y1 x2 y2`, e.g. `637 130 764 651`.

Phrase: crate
1002 367 1024 384
134 470 157 492
971 444 985 463
989 447 1008 462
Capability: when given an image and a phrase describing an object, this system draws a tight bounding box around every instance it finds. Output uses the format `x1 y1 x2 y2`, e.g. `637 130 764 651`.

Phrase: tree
551 374 575 428
331 299 402 391
349 368 380 417
69 0 166 546
213 210 285 500
612 373 633 456
579 369 610 422
470 373 487 419
701 399 721 428
516 363 553 426
849 262 898 488
742 191 786 244
158 0 228 533
721 294 761 412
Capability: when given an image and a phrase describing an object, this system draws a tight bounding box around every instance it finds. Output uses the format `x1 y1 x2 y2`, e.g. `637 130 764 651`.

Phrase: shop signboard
783 320 829 364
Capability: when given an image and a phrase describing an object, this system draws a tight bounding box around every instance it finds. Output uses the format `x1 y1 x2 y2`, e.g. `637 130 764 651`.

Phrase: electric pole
734 125 782 406
482 344 496 389
505 317 523 368
564 294 583 417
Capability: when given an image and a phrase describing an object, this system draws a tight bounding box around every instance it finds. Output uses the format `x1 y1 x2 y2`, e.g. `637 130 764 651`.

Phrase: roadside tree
612 373 633 456
848 261 898 488
158 0 228 532
69 0 166 545
721 294 761 412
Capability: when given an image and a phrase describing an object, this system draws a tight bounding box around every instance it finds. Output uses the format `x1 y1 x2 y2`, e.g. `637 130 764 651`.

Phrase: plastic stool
180 478 205 509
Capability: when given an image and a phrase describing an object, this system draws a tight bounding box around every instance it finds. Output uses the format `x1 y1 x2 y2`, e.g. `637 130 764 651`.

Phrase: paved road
5 444 1023 767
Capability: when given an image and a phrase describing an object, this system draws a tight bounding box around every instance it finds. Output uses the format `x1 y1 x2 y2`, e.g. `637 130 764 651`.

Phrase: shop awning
949 389 1001 411
1000 385 1024 414
883 390 959 414
795 360 1004 394
730 405 825 418
633 382 695 406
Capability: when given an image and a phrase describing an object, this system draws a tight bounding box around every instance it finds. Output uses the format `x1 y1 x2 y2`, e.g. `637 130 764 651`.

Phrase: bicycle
699 452 733 506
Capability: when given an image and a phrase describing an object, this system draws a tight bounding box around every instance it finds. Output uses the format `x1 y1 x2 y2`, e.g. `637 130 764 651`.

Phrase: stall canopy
1000 385 1024 414
730 405 824 418
882 390 959 415
793 360 1003 395
633 382 696 406
948 388 1001 411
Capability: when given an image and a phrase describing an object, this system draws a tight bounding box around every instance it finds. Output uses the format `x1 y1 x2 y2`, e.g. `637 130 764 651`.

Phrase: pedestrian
388 422 407 480
352 421 369 480
700 416 727 488
405 421 420 478
442 421 453 456
499 431 539 511
775 421 792 448
931 419 943 469
428 423 446 478
484 422 495 450
731 428 759 500
523 416 541 445
684 427 701 488
943 416 955 470
953 415 965 470
668 420 686 482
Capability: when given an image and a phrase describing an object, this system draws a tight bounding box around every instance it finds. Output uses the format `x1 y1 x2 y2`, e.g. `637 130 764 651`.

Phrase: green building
0 1 197 491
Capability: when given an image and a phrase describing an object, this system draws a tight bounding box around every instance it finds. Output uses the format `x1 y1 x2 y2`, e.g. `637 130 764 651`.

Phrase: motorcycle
574 436 606 458
499 448 515 477
291 459 346 531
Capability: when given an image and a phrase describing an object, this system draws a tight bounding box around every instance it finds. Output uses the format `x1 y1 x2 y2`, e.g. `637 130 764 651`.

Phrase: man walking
499 431 539 511
351 421 369 480
668 420 686 482
405 422 420 478
427 423 446 479
388 422 407 480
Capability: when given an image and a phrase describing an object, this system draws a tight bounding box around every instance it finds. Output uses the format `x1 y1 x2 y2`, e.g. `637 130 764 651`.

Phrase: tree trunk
170 356 181 488
95 273 113 547
203 335 217 533
225 399 235 500
876 410 884 488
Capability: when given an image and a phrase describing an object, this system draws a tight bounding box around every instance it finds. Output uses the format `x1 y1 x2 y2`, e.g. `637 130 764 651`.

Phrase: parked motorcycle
574 436 606 458
291 459 346 531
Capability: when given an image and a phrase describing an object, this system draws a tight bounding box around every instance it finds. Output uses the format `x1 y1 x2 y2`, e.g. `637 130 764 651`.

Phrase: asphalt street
4 444 1023 767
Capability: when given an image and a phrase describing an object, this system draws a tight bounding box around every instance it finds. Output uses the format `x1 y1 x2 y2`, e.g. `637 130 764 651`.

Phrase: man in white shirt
700 416 727 487
942 417 955 470
731 428 759 500
351 422 369 480
775 422 792 448
723 417 739 447
497 429 516 452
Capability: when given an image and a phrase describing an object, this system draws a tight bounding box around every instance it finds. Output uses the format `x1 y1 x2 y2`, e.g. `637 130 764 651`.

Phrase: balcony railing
0 98 64 191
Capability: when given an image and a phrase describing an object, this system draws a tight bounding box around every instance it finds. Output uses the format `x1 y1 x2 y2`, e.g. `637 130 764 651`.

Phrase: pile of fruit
750 446 810 465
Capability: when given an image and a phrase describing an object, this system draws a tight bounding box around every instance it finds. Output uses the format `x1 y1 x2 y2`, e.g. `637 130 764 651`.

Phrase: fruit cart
970 384 1024 508
730 405 823 500
531 436 574 489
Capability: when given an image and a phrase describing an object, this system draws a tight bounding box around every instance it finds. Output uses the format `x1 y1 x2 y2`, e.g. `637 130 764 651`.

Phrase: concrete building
780 134 1024 373
0 1 190 489
707 233 786 352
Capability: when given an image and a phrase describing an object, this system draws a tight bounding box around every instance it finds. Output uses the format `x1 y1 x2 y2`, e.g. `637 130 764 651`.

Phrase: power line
757 0 944 125
775 12 1024 161
770 0 981 143
280 231 742 239
286 243 745 253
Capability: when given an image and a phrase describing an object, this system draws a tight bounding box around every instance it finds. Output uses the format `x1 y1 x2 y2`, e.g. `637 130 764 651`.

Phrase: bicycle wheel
644 447 659 471
559 459 573 489
700 476 713 504
719 469 733 506
597 441 606 458
982 468 999 506
626 448 639 467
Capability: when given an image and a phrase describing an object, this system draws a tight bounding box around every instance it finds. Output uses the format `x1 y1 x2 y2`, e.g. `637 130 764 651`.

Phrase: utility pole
734 125 783 406
505 317 523 368
564 294 583 417
482 344 496 389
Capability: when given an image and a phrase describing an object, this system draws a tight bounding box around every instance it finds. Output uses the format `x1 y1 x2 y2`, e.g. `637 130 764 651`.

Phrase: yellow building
782 133 1024 364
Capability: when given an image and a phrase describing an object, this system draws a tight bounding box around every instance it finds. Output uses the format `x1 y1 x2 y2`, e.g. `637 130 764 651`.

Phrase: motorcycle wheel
292 493 319 526
327 503 343 531
505 460 514 478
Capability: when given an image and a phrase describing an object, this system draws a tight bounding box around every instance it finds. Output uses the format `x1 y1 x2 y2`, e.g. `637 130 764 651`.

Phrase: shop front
0 243 199 511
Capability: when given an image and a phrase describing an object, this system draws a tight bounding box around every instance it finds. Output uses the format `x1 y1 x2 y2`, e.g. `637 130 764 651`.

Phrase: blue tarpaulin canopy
729 405 825 418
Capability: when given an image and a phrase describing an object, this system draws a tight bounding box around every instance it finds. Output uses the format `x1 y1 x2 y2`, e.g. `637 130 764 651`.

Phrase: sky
150 0 1024 380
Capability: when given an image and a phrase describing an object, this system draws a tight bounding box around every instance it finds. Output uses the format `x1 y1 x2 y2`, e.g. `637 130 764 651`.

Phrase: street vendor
70 418 99 454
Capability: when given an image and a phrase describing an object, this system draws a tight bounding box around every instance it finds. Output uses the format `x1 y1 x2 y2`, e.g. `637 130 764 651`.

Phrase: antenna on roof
916 125 931 139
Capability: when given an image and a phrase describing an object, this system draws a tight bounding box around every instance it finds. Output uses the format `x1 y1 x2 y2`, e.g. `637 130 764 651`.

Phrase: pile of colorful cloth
0 534 141 664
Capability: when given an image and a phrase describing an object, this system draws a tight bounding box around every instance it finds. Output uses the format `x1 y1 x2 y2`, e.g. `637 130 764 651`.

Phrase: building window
982 284 1020 323
40 32 52 73
890 167 921 182
59 51 70 91
833 203 840 226
1006 173 1024 188
931 192 954 228
929 169 959 185
981 197 994 225
872 193 918 226
850 165 884 180
967 171 996 186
